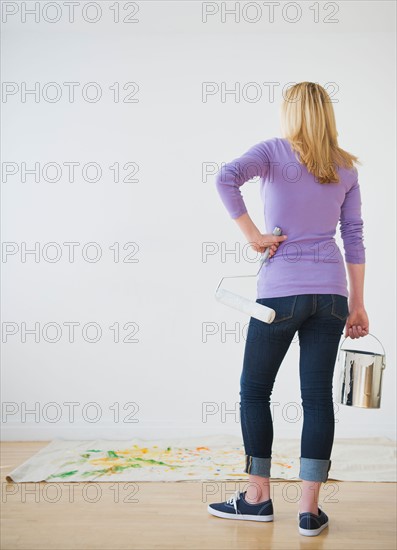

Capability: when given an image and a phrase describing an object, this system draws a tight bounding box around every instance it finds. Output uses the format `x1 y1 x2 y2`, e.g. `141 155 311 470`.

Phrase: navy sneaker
298 506 329 536
208 490 274 522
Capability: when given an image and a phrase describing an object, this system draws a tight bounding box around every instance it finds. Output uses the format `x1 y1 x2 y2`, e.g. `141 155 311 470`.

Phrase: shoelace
226 490 242 514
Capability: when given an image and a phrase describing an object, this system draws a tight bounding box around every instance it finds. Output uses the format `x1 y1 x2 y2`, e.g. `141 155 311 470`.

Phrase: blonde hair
280 82 361 184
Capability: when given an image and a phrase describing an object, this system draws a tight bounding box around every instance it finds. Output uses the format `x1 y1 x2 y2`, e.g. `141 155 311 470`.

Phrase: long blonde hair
280 82 361 184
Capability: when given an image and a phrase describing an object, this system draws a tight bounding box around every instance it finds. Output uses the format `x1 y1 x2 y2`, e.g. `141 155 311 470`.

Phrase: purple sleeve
339 171 366 264
215 140 274 219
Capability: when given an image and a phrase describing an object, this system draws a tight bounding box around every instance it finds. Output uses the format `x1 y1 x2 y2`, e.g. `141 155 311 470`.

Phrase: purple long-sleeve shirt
215 137 366 299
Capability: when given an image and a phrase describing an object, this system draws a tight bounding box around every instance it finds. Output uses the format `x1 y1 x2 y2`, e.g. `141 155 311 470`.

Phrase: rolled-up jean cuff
299 457 332 482
244 455 271 477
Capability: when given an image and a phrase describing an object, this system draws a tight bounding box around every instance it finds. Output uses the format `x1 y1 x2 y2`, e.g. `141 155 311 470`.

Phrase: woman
208 82 369 537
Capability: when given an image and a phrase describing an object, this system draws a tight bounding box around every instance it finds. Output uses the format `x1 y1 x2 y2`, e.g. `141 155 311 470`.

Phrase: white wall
1 1 396 441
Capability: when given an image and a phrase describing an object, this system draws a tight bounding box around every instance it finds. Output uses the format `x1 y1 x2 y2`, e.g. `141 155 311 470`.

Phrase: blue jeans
240 293 349 482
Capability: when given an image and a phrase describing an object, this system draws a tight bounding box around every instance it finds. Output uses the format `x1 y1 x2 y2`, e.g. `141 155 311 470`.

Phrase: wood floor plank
1 441 396 549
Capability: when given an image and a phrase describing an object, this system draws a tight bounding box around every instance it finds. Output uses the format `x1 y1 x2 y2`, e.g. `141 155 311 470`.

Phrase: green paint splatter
47 453 184 480
48 470 79 479
107 450 120 458
133 457 176 467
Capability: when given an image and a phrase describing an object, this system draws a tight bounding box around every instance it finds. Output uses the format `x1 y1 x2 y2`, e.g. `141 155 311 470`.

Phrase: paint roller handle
215 226 285 291
257 227 284 272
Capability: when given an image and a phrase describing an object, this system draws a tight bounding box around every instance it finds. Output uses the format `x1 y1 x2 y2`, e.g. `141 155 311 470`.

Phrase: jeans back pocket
256 295 298 323
331 294 349 321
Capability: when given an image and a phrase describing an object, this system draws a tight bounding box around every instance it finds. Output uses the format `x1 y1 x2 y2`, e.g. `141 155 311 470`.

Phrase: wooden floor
1 442 396 550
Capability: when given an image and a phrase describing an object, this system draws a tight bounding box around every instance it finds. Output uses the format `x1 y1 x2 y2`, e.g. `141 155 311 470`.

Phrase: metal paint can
335 333 386 409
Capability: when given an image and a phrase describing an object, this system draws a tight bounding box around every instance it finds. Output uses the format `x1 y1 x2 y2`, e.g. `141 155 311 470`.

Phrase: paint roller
214 227 283 324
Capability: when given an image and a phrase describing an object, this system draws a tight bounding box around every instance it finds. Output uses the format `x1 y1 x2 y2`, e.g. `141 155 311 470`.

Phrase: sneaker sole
207 506 274 522
296 512 328 537
299 521 329 536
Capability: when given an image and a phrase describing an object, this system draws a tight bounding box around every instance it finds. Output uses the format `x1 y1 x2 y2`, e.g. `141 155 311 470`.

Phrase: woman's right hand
249 233 288 258
344 306 369 339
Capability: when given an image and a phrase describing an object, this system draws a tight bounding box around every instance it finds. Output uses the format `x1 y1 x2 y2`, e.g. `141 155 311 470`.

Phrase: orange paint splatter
273 462 292 469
